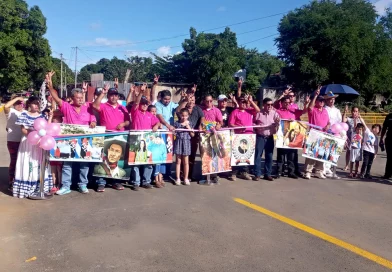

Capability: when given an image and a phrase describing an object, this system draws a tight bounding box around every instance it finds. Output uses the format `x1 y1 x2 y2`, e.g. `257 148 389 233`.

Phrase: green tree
276 0 387 97
78 57 131 82
49 57 74 89
126 56 154 82
0 0 51 93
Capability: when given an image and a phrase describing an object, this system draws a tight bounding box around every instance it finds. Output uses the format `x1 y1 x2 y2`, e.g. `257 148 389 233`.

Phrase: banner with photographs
302 129 345 166
128 131 174 165
276 120 308 149
93 134 131 180
231 134 256 166
60 124 106 135
200 130 232 175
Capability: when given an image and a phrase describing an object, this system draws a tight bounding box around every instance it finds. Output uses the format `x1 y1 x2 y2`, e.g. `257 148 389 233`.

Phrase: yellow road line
234 198 392 270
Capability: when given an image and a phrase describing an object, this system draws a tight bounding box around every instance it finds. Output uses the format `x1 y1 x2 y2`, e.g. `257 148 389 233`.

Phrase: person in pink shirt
130 84 160 191
228 94 260 181
253 98 280 181
274 86 299 111
303 87 331 180
93 87 130 131
92 86 130 192
275 96 308 179
46 71 96 196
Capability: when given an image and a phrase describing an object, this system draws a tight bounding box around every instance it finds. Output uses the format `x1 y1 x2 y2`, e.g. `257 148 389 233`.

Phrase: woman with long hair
13 96 53 198
135 140 148 163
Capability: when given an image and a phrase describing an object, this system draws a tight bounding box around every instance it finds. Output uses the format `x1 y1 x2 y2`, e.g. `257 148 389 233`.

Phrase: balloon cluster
27 118 61 150
330 122 349 138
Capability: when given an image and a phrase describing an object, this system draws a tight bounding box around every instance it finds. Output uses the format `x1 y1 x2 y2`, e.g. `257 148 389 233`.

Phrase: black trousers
277 149 298 176
385 138 392 178
360 150 375 177
188 135 200 179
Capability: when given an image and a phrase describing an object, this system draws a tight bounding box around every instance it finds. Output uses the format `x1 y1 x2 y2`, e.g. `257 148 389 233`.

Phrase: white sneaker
174 179 181 186
182 179 190 186
316 172 326 179
332 174 340 180
304 173 311 179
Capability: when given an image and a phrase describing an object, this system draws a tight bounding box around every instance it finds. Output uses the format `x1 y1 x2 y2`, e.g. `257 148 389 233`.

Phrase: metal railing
301 112 388 125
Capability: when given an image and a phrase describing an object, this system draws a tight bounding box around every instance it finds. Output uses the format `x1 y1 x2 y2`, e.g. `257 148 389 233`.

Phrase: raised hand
130 84 136 93
114 78 119 88
248 94 253 102
305 94 310 104
238 78 243 88
134 86 140 97
315 85 321 96
82 82 88 92
345 104 349 113
45 72 54 89
103 83 110 94
153 74 160 84
191 84 197 93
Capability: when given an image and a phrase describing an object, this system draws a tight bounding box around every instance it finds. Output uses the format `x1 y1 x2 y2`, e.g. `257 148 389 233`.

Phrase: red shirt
131 107 159 130
228 108 256 134
60 101 96 125
308 107 329 129
98 102 130 131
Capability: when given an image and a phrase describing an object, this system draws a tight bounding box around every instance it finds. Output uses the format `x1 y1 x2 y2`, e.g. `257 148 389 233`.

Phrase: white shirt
325 106 342 125
363 128 378 154
6 108 24 142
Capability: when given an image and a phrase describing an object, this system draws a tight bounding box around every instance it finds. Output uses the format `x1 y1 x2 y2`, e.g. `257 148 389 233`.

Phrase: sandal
347 173 354 178
112 183 124 190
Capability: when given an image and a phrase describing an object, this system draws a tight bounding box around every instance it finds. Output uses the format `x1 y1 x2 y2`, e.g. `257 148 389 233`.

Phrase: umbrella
320 84 360 96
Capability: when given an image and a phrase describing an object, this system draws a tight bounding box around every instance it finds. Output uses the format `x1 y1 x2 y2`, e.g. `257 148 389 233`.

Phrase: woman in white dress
13 96 53 198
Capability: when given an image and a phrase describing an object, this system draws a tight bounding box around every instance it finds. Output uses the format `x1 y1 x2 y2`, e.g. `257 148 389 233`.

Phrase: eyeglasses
266 103 273 106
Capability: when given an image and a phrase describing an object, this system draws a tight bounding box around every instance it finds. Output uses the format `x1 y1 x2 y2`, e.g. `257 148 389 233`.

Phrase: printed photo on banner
200 130 232 175
231 134 256 166
201 120 217 133
276 120 308 149
49 135 104 162
60 124 106 135
93 134 131 180
128 131 173 165
302 129 345 166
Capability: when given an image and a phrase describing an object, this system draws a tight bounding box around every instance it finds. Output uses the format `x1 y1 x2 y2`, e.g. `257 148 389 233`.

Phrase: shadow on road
0 167 12 196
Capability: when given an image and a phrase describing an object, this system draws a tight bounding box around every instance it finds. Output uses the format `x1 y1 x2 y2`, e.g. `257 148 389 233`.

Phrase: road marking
234 198 392 270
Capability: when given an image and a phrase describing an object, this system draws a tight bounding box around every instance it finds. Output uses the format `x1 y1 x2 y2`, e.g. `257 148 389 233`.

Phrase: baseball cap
107 88 119 96
218 94 228 101
140 96 149 105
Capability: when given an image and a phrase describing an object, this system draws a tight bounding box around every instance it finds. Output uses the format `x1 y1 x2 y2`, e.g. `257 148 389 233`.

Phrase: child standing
50 113 63 193
348 123 365 178
173 108 195 185
148 104 165 188
359 116 381 179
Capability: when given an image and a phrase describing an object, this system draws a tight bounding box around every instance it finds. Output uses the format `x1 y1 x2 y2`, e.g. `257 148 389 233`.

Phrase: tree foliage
78 57 132 82
276 0 392 97
0 0 51 93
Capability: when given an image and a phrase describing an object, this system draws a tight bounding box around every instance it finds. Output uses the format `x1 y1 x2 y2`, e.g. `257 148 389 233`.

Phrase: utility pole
74 46 78 89
60 53 63 98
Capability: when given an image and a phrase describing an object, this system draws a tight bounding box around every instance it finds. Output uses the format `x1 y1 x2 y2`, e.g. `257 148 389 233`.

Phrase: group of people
4 72 392 199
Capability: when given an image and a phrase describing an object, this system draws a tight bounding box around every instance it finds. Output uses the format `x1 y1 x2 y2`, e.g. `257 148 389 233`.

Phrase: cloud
84 38 131 47
156 46 171 56
374 0 392 15
126 50 151 58
89 22 102 30
217 6 226 12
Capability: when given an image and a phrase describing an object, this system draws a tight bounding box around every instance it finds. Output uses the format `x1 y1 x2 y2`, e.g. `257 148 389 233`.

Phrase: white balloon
38 129 47 137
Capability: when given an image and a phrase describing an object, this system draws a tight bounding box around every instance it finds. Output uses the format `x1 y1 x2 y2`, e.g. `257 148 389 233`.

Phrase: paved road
0 115 391 272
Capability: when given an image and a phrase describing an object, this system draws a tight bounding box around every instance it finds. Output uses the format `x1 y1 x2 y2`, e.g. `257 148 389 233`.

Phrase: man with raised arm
303 87 330 180
130 83 161 191
46 71 96 195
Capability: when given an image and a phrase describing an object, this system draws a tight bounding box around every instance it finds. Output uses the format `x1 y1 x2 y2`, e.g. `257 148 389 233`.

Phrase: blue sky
26 0 391 71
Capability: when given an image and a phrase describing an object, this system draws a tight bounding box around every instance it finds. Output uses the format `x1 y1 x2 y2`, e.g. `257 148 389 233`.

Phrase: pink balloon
340 122 349 132
331 123 342 134
27 131 41 145
34 118 48 131
39 135 56 150
46 123 61 136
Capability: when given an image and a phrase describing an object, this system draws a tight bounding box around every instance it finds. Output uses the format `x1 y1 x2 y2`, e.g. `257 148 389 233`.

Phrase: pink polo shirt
202 106 223 123
131 107 159 130
276 108 303 121
60 101 96 125
308 107 330 129
228 108 256 134
99 102 130 131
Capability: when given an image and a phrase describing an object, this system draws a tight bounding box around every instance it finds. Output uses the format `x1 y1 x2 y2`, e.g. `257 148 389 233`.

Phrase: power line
79 11 287 48
78 48 96 62
240 33 279 46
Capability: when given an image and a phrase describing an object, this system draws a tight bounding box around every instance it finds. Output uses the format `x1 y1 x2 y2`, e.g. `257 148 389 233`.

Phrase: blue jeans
132 165 153 186
254 135 274 177
61 162 89 189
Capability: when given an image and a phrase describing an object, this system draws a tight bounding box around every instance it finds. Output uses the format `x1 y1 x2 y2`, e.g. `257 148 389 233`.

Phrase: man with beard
94 136 127 192
46 71 96 195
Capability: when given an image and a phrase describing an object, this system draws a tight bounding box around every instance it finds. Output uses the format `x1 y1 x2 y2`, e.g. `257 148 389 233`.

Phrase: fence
300 112 388 125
